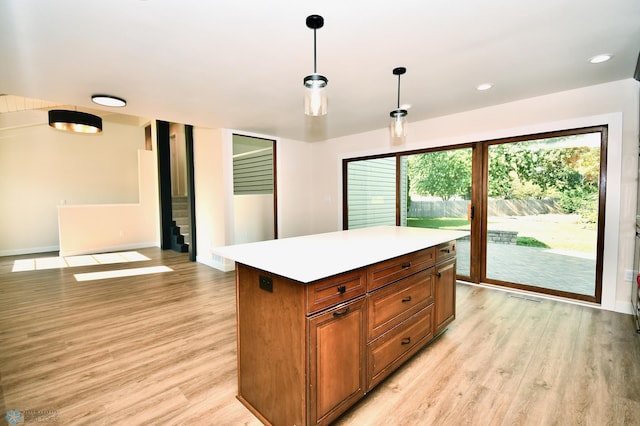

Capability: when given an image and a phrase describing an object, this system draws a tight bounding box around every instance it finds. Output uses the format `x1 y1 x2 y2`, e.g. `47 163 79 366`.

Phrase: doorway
157 121 197 260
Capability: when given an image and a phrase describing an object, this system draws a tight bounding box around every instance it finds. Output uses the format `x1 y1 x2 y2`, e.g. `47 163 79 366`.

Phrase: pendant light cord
313 28 317 74
397 74 401 109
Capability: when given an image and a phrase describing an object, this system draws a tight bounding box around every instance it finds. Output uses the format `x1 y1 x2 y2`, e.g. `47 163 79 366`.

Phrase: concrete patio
455 240 596 296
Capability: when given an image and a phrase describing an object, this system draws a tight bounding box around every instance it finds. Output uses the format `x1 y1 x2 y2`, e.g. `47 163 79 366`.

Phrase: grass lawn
407 214 597 253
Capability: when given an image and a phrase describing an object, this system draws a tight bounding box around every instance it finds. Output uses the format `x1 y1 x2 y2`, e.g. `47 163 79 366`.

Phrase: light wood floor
1 248 639 425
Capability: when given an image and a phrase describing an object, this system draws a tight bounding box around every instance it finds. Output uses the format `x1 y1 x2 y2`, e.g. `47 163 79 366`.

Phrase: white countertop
213 226 469 283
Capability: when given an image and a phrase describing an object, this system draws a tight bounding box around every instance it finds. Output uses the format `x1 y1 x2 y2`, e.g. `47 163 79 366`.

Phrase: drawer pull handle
333 307 350 317
436 272 442 278
401 337 411 345
401 262 411 269
402 296 412 303
337 285 346 294
440 248 451 254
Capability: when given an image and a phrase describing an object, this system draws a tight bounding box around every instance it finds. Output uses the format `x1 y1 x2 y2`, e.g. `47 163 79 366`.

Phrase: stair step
170 196 190 254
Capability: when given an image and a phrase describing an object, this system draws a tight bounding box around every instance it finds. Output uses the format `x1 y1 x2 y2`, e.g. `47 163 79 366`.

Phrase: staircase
170 196 189 253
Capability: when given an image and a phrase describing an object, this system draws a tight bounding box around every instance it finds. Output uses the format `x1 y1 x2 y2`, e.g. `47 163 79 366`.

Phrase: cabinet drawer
367 248 435 291
367 305 434 387
368 269 433 341
436 240 456 263
306 269 366 315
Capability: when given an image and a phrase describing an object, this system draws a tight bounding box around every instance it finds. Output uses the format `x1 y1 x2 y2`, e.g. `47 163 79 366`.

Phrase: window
233 137 274 195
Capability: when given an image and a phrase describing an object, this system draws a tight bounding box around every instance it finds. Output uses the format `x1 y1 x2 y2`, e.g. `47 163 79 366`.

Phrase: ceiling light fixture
48 110 102 133
476 83 493 91
589 54 612 64
303 15 328 117
389 67 408 145
91 94 127 107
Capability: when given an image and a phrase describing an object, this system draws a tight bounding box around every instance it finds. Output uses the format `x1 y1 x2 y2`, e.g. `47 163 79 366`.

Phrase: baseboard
197 254 235 272
59 242 159 258
0 245 60 257
615 300 634 315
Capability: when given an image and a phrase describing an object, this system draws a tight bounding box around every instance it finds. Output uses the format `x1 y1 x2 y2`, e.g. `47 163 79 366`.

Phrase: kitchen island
215 226 468 426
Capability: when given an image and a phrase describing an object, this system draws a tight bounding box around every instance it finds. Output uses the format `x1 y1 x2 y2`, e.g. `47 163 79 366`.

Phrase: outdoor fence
408 198 560 218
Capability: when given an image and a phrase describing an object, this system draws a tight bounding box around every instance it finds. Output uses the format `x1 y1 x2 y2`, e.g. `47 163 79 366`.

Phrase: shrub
558 188 598 223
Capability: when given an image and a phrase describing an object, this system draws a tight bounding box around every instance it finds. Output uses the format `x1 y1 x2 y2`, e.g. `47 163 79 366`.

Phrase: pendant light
48 110 102 133
303 15 328 116
389 67 407 145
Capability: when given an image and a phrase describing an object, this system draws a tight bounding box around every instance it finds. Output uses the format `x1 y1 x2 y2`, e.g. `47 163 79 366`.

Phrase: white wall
307 79 640 314
57 150 159 256
194 128 313 270
274 136 314 238
193 127 230 269
0 116 146 255
233 195 274 244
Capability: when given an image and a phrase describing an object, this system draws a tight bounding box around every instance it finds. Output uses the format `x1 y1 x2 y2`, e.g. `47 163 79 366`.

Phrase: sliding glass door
404 148 473 278
343 126 606 303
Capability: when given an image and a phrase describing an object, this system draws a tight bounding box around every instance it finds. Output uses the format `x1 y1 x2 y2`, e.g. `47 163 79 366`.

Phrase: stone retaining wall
459 229 518 244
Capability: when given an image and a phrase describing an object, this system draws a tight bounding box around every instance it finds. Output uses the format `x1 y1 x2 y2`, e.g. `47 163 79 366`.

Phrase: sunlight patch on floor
12 251 152 272
74 266 173 282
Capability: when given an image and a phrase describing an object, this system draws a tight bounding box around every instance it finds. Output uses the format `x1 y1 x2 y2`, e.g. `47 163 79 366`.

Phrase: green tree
408 149 471 200
488 140 600 200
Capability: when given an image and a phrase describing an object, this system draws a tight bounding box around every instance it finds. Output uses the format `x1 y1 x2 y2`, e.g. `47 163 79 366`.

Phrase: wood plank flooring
1 248 639 425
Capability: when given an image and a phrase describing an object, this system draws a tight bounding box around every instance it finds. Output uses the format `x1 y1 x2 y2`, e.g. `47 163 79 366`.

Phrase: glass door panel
485 133 602 298
403 148 473 278
346 157 397 229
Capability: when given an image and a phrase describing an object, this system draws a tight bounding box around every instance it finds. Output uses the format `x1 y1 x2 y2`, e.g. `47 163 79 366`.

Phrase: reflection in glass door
484 131 604 300
404 148 473 278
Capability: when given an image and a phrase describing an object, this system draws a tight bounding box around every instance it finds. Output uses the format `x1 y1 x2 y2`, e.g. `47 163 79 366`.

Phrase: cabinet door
434 258 456 335
308 297 366 425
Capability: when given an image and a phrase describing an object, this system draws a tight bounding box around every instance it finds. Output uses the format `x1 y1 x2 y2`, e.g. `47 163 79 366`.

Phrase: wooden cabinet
434 242 456 335
309 297 366 425
235 240 457 426
434 258 456 335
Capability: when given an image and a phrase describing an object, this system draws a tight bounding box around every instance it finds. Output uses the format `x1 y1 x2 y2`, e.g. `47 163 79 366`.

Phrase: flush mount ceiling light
589 54 613 64
303 14 328 117
389 67 408 145
91 94 127 107
48 110 102 133
476 83 493 91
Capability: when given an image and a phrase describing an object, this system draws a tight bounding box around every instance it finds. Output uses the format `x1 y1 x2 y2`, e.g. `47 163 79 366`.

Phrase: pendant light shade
48 110 102 133
389 67 408 145
303 15 328 116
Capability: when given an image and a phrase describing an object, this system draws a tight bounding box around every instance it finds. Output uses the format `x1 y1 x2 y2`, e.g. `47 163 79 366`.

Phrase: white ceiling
0 0 638 141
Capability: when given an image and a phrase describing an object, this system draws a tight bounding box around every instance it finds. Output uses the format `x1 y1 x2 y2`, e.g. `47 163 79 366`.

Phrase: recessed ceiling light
589 54 612 64
91 94 127 107
400 103 412 110
476 83 493 91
